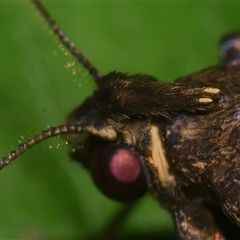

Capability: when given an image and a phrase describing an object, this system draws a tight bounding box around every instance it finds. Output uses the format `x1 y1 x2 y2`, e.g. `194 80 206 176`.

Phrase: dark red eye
90 144 148 202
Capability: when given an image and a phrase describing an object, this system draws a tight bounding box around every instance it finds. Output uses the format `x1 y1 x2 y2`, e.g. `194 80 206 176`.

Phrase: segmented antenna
0 125 92 170
31 0 102 83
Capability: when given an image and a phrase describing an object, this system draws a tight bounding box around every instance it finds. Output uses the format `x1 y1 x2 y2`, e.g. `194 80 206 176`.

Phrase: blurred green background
1 1 240 239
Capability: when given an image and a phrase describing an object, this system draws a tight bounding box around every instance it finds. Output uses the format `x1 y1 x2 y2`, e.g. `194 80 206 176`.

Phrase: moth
1 0 240 240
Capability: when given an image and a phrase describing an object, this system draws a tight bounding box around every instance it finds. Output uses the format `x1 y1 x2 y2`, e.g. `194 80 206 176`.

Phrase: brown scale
2 0 240 239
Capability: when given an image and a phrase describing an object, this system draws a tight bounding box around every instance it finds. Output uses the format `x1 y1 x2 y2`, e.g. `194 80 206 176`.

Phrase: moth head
0 72 152 202
65 92 150 202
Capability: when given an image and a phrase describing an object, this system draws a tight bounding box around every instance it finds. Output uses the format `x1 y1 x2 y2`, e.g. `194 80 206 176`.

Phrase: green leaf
1 1 240 239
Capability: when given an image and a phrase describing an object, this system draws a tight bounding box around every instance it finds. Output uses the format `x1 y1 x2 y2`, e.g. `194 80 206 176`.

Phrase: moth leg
205 156 240 231
173 200 240 240
90 203 136 240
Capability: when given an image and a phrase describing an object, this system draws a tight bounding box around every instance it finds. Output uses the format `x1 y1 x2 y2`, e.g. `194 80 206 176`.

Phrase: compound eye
90 144 148 202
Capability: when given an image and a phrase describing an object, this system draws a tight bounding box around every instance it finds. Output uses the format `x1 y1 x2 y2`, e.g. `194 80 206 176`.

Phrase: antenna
0 125 95 170
0 1 104 170
31 0 102 83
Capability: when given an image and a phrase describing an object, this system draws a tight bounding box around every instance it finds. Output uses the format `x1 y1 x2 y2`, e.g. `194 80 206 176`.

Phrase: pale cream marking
203 87 220 94
181 168 189 173
198 98 213 103
99 126 117 140
122 131 137 146
192 161 208 170
149 125 175 187
87 126 117 140
233 179 240 185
